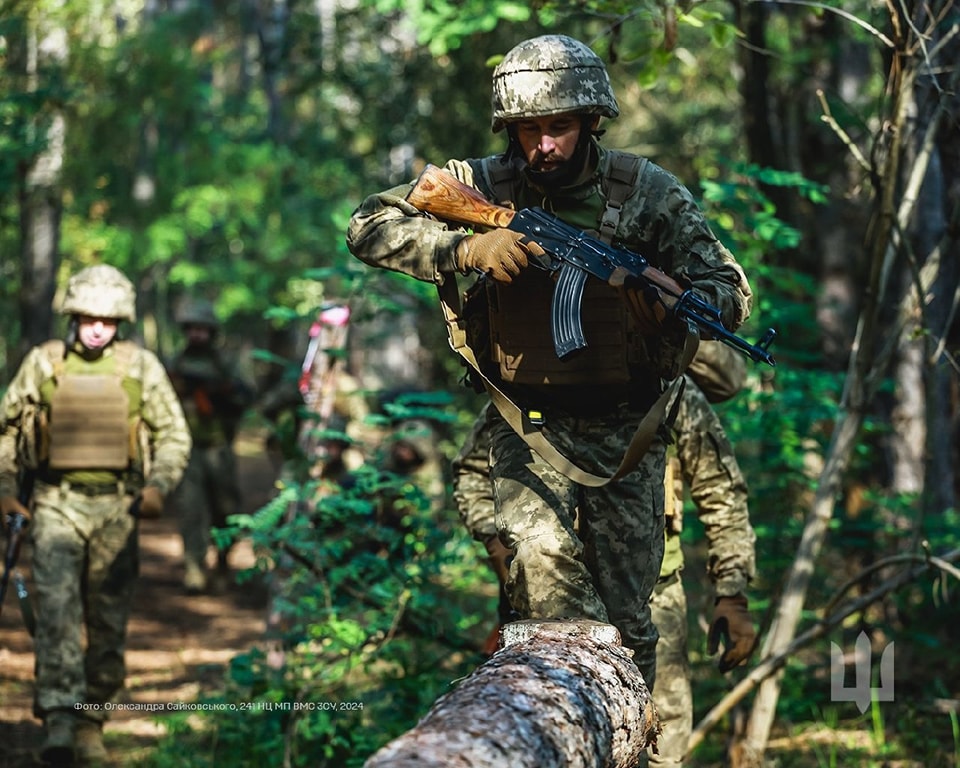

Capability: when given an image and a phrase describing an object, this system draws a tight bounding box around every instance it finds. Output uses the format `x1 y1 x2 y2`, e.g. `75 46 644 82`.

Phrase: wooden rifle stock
406 164 516 230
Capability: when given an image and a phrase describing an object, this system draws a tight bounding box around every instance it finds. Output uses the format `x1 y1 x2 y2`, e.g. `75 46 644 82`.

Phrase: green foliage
4 0 957 763
151 434 493 766
366 0 533 55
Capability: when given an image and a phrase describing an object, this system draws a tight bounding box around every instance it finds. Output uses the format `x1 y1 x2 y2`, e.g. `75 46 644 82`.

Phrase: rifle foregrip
551 262 589 360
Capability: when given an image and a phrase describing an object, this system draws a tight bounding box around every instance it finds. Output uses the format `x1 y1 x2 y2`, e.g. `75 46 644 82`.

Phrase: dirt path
0 432 278 767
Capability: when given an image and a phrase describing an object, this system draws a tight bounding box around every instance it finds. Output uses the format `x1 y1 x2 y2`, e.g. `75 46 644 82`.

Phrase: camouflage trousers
30 481 139 722
649 568 692 767
487 403 667 687
173 444 241 568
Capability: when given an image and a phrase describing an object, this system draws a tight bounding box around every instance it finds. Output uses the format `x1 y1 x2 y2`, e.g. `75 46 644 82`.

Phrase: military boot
74 719 108 766
210 549 231 594
183 555 207 594
39 712 76 764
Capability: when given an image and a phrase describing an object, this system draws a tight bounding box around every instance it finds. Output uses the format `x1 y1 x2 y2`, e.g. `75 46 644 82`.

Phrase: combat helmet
491 34 620 132
175 297 220 328
59 264 137 322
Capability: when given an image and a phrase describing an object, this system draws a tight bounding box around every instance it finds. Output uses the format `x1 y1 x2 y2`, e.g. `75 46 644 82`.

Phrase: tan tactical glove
620 283 671 335
455 229 545 283
1 495 30 524
135 486 165 519
708 594 758 672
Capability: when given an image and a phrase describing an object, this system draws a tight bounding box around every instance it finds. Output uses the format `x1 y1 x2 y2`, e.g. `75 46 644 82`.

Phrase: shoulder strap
111 340 139 380
479 156 519 206
598 150 647 245
437 277 679 486
40 340 67 382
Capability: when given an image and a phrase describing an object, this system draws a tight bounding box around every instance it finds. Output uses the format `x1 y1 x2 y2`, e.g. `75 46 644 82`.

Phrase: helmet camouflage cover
175 297 220 327
59 264 137 322
491 34 620 132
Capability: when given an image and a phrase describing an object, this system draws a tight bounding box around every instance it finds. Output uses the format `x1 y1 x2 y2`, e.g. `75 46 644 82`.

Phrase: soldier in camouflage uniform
451 401 518 654
168 298 254 593
348 35 753 689
650 342 757 767
453 342 758 766
0 264 191 765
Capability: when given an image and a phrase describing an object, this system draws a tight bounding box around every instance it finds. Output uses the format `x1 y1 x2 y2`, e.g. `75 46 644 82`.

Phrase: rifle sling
438 276 681 487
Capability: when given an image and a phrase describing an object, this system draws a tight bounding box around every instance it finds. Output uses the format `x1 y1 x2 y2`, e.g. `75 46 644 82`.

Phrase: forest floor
0 429 278 768
1 427 953 767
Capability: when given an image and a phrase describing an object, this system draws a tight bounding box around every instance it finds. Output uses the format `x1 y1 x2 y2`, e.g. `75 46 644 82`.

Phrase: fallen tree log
364 620 658 768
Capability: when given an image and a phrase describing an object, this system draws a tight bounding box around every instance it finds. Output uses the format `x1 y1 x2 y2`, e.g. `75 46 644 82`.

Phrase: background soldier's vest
477 151 649 387
169 348 244 447
35 340 146 483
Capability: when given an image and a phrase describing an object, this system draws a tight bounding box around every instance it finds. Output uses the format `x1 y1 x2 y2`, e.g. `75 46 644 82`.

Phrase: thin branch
823 547 960 617
748 0 895 48
816 89 870 172
687 546 960 756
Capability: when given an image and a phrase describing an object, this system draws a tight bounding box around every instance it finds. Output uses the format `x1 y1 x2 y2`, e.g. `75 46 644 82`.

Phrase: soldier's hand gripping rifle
406 164 776 366
1 472 36 635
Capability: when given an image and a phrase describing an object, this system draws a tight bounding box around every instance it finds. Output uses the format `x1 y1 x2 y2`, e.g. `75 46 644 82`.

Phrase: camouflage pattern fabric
58 264 137 322
490 34 619 131
0 343 191 499
669 377 755 597
168 346 251 448
486 403 667 686
685 340 747 404
651 377 754 765
455 377 755 766
30 483 139 721
174 443 242 568
649 572 691 767
347 151 751 332
451 402 496 543
0 338 190 722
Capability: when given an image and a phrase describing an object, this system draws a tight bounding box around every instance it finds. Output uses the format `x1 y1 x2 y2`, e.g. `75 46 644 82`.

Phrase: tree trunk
740 4 956 760
15 5 66 357
363 620 658 768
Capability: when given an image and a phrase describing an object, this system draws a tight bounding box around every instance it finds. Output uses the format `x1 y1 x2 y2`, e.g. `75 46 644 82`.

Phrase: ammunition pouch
486 269 644 386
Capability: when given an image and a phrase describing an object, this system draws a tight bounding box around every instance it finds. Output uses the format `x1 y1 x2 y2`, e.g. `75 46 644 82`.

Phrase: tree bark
740 4 956 760
14 5 65 358
363 620 658 768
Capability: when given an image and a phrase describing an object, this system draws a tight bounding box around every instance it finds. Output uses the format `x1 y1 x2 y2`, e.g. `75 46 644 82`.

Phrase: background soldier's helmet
175 297 220 328
59 264 137 322
491 34 620 132
389 419 435 463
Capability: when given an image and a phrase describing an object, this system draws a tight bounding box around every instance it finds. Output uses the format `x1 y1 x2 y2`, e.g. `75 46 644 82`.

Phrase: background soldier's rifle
406 164 776 366
1 470 36 635
298 303 352 470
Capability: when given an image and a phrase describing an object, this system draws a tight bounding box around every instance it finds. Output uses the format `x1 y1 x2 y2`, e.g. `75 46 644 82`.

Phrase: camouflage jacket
662 377 756 596
0 340 192 498
168 345 254 448
347 143 753 333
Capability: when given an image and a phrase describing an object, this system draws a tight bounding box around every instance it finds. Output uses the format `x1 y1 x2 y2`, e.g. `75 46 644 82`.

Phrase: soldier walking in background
168 298 254 594
649 342 758 767
0 264 191 765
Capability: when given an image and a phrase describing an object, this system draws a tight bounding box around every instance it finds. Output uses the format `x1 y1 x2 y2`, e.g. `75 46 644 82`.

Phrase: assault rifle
406 164 776 366
1 471 36 635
